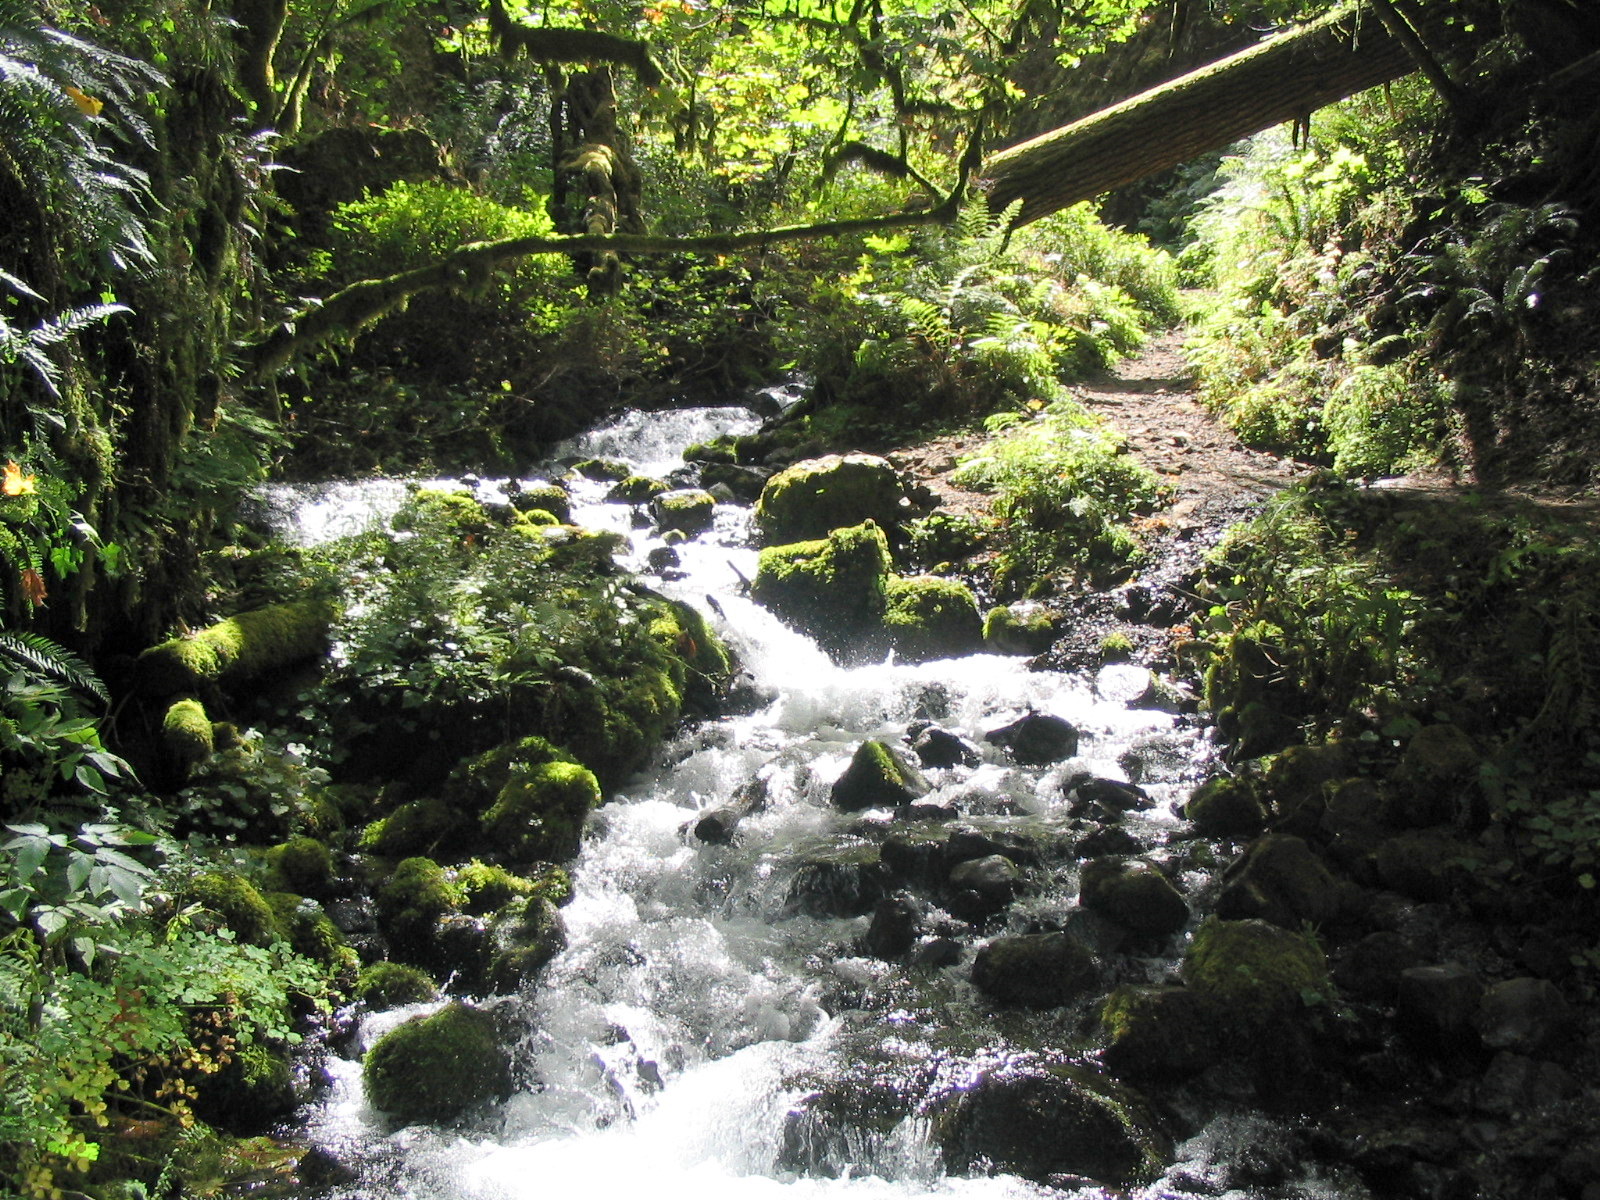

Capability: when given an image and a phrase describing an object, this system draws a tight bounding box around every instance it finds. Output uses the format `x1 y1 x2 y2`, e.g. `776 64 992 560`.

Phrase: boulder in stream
652 488 717 535
1080 858 1189 937
363 1002 512 1122
1216 833 1340 928
751 521 893 658
831 740 931 811
753 453 906 544
882 575 983 661
970 932 1101 1008
984 711 1079 765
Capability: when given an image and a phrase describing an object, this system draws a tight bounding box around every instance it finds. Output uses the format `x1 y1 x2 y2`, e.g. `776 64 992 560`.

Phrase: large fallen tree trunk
983 2 1441 225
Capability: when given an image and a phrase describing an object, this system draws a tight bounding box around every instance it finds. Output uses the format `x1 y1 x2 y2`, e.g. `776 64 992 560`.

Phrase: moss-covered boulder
970 932 1101 1008
391 488 494 538
162 697 215 778
486 896 568 991
511 481 572 524
356 961 440 1009
1215 834 1340 928
138 598 338 697
358 796 464 859
374 856 464 955
456 860 535 915
1185 776 1268 839
1182 917 1329 1026
651 488 717 535
981 604 1058 655
1100 985 1221 1080
830 740 931 812
481 761 602 862
267 893 358 975
363 1002 511 1121
264 836 334 896
1080 859 1190 937
571 457 631 482
883 576 983 661
607 474 669 504
750 521 892 659
446 737 578 812
183 872 281 947
753 453 906 544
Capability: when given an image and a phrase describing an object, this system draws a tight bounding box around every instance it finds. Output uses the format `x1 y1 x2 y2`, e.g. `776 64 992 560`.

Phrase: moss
982 605 1058 655
1182 917 1329 1026
486 896 568 991
355 961 440 1008
652 488 717 534
512 482 571 523
264 836 334 895
358 795 463 857
608 474 670 503
1079 859 1190 937
267 892 357 974
449 736 579 812
571 457 631 481
363 1002 511 1121
753 454 905 544
390 488 494 538
375 856 463 951
1099 985 1219 1080
511 507 560 529
1099 631 1135 662
1185 777 1268 839
162 697 215 777
750 521 892 659
456 860 534 915
646 597 733 702
298 790 347 840
883 575 983 662
481 761 602 862
184 873 282 947
137 598 338 697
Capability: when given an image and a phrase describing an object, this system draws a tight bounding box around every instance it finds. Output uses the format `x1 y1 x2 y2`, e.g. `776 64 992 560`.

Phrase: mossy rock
512 482 571 523
363 1002 511 1122
571 457 632 482
183 872 281 947
446 737 579 813
970 932 1101 1009
481 761 602 862
1079 859 1190 937
982 605 1058 655
355 961 440 1009
830 740 931 812
264 836 334 896
1185 776 1268 839
651 488 717 535
511 508 560 530
883 575 983 662
609 474 669 504
1100 985 1220 1081
162 697 215 777
267 893 358 975
138 598 338 697
359 796 464 858
753 453 905 544
486 896 568 991
455 860 535 915
374 856 464 953
390 488 494 539
750 521 892 660
646 596 734 699
1182 917 1329 1026
1215 833 1340 928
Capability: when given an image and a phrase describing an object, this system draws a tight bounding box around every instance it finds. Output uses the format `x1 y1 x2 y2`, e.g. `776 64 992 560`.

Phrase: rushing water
276 395 1359 1200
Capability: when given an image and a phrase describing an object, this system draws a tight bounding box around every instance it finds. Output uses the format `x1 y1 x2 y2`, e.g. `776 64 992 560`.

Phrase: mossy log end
983 2 1439 224
137 597 338 697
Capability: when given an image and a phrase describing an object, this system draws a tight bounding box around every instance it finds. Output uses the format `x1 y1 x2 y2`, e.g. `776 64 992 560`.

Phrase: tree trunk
985 3 1438 226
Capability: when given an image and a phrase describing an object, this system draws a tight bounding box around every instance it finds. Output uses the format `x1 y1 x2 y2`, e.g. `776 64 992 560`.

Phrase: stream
266 391 1364 1200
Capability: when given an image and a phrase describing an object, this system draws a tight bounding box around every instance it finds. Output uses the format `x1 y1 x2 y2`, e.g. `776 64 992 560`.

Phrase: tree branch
486 0 665 87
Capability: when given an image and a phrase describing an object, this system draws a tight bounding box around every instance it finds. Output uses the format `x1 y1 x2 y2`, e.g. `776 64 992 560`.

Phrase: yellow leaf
65 85 103 117
3 461 37 496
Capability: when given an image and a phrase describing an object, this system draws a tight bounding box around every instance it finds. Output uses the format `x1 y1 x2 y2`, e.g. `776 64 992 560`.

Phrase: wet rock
984 712 1079 765
880 830 946 888
1185 776 1268 839
908 724 981 769
779 1042 936 1176
787 851 892 918
1065 774 1153 819
1060 906 1131 957
297 1146 356 1188
754 453 907 544
893 798 961 822
692 774 769 844
652 488 717 535
645 545 680 572
883 575 984 662
1374 831 1473 903
861 893 924 960
486 897 567 992
1474 1051 1580 1115
1475 977 1573 1056
1100 985 1220 1080
1319 777 1386 838
942 825 1041 869
1183 918 1329 1026
1397 962 1484 1054
946 854 1022 920
1264 742 1354 833
1080 858 1189 937
1333 931 1421 1003
608 474 670 504
1117 732 1193 784
751 522 893 660
1094 663 1157 706
910 936 963 968
430 913 493 990
1076 824 1143 858
363 1002 512 1122
1216 834 1340 928
981 604 1058 655
831 740 931 811
932 1062 1168 1186
699 461 770 502
970 932 1101 1008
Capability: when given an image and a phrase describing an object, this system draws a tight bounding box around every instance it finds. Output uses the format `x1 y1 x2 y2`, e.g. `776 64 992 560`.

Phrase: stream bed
268 395 1365 1200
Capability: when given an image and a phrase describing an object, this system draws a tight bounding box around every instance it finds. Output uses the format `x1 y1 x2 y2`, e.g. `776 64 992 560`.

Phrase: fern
0 629 108 705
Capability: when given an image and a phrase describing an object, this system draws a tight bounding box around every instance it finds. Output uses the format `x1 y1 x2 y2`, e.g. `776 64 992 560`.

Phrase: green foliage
0 652 130 809
952 400 1161 594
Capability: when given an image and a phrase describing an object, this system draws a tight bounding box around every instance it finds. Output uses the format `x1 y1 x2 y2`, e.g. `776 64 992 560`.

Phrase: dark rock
880 831 946 888
1475 977 1573 1057
297 1146 356 1188
1474 1051 1580 1115
831 740 931 811
646 545 681 572
1077 825 1143 858
932 1063 1168 1186
1185 776 1268 839
1182 918 1329 1025
1333 931 1420 1003
700 461 770 502
946 854 1023 920
1216 834 1340 928
909 724 981 769
893 798 961 822
652 488 717 535
1100 985 1220 1080
430 913 493 990
1264 743 1354 832
786 853 892 918
970 932 1101 1008
1065 774 1153 818
1060 905 1131 957
943 826 1041 869
1397 962 1485 1054
985 712 1079 765
1080 858 1189 937
693 775 769 844
910 937 963 968
1319 777 1386 837
363 1002 512 1122
862 893 924 960
1373 831 1474 903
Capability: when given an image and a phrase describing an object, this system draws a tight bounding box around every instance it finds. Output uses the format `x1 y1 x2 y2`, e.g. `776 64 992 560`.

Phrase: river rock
1474 1051 1581 1115
1080 858 1189 937
931 1062 1168 1186
1216 834 1340 928
693 774 769 844
831 740 931 811
1332 931 1420 1003
1264 742 1354 833
943 825 1042 869
786 850 892 918
1184 776 1267 839
861 892 924 960
970 932 1101 1008
946 854 1022 920
1475 977 1573 1056
754 453 907 544
652 488 717 535
1182 918 1329 1025
699 461 769 502
984 712 1079 765
1397 962 1484 1054
981 604 1058 655
880 829 946 888
1065 774 1153 820
363 1002 512 1122
1100 985 1220 1080
1373 830 1474 903
909 723 981 769
750 521 892 659
883 575 984 662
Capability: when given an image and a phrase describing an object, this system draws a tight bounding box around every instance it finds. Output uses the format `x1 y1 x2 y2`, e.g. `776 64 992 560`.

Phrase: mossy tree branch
486 0 666 86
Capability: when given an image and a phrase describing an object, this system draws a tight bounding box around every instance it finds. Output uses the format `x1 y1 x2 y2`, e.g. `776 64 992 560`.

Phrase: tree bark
984 3 1438 226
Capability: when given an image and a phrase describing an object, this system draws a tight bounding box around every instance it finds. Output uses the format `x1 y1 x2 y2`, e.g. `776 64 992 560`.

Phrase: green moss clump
359 796 463 858
1184 777 1268 839
162 697 215 776
184 872 281 947
375 857 463 951
608 474 670 504
511 508 560 530
390 488 494 538
267 892 357 974
447 737 579 813
1099 985 1219 1080
571 457 631 482
355 961 440 1008
486 896 568 991
138 598 338 696
363 1002 511 1121
830 739 930 811
512 483 571 523
982 605 1058 655
750 521 892 659
652 489 717 535
264 836 334 895
883 575 983 662
1099 632 1135 661
456 860 535 915
481 761 602 862
1182 917 1329 1026
753 454 905 544
647 598 733 701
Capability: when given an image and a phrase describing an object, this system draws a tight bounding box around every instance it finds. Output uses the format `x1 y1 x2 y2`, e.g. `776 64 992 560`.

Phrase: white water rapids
270 393 1363 1200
